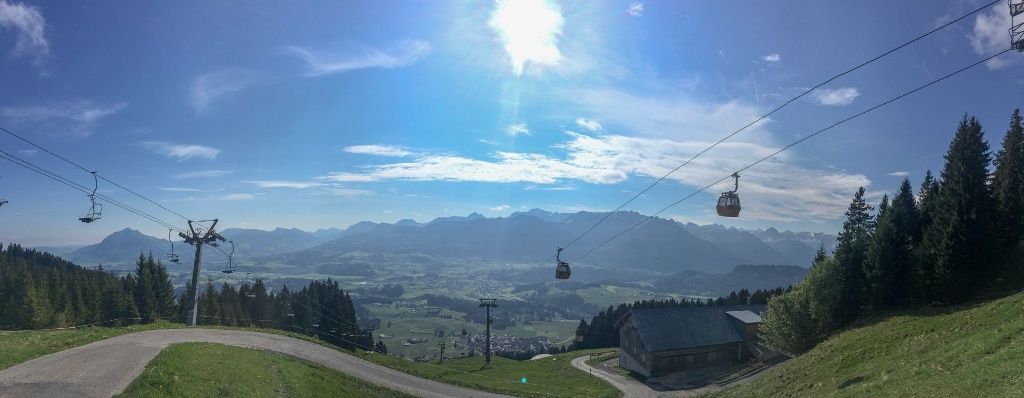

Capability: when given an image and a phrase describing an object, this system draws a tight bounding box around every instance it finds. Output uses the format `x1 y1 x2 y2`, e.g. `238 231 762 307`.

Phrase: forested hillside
760 109 1024 354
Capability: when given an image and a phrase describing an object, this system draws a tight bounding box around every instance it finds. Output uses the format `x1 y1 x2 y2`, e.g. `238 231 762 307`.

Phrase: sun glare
489 0 563 76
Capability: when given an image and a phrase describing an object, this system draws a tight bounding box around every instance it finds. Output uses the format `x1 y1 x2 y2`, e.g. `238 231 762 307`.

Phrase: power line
0 126 192 222
568 47 1012 263
551 0 1001 257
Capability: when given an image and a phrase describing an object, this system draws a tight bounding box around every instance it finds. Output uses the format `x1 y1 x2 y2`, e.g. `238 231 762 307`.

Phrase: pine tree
864 179 920 308
832 187 874 321
922 115 992 303
991 109 1024 279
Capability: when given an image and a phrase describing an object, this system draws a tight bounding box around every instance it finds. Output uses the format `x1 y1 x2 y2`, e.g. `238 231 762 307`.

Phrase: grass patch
356 348 620 398
712 292 1024 398
117 342 411 398
0 321 183 371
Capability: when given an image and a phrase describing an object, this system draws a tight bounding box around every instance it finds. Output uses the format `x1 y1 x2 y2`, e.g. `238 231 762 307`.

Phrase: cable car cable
567 47 1012 264
548 0 1002 258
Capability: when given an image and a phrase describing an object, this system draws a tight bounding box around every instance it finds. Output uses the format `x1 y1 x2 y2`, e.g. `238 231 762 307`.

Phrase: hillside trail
0 328 509 398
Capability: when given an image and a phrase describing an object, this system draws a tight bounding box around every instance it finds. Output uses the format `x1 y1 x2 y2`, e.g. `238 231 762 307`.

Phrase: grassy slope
118 342 410 398
0 321 183 370
712 292 1024 398
1 323 618 398
359 348 620 398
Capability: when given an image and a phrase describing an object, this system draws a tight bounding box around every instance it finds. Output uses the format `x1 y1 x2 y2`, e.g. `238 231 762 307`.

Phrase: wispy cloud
627 2 644 16
1 100 128 137
188 68 259 114
0 0 48 64
343 144 413 157
245 180 324 189
968 4 1014 70
489 0 563 75
888 171 910 177
575 118 602 132
524 184 576 191
285 40 431 77
810 87 860 106
143 141 221 161
321 130 870 223
159 187 201 192
218 193 256 201
325 187 374 198
489 204 511 211
505 123 530 136
17 149 36 156
174 169 232 179
762 53 781 62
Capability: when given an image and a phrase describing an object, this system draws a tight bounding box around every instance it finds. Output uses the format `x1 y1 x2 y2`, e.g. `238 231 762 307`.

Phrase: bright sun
489 0 563 76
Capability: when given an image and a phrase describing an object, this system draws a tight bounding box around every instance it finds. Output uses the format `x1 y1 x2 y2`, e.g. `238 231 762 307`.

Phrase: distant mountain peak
466 212 485 220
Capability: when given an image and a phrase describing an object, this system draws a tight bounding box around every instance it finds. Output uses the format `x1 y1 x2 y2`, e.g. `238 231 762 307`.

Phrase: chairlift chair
166 229 181 263
78 172 103 223
0 198 7 207
222 240 236 274
716 173 741 217
554 247 571 279
1012 0 1024 51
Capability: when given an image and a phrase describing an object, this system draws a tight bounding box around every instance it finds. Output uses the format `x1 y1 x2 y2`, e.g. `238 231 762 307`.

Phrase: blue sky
0 0 1021 246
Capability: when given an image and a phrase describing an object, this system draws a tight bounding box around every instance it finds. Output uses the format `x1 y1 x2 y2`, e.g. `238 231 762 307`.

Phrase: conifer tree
992 109 1024 276
922 116 992 302
832 187 874 321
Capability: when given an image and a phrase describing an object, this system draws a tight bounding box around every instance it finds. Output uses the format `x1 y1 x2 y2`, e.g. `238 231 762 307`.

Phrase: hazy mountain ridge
57 210 836 275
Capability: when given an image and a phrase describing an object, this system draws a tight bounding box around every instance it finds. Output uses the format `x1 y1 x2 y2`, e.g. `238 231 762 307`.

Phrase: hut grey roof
725 310 762 324
625 305 764 352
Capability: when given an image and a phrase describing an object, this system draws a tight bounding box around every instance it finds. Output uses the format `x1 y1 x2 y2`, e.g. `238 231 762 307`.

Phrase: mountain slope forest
759 109 1024 354
0 244 372 350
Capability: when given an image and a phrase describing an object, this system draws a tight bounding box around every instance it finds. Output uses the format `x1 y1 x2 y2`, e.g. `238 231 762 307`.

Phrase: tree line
760 109 1024 354
0 245 175 329
0 243 373 351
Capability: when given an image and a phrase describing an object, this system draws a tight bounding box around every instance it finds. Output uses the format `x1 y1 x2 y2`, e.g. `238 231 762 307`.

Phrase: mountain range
55 209 835 275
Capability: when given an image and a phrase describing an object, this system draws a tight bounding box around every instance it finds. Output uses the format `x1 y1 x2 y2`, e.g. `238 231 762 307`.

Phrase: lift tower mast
180 219 224 326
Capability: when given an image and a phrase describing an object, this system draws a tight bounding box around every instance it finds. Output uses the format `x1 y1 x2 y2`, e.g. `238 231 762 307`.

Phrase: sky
0 0 1021 246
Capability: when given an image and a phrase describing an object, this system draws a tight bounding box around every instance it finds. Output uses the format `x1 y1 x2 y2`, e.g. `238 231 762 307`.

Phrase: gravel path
0 328 509 398
571 356 661 398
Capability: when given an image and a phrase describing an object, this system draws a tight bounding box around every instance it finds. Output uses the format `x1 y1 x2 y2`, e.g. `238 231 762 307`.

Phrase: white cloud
319 130 869 223
285 40 431 77
1 100 128 137
968 5 1014 69
343 144 413 157
762 54 781 62
174 169 232 179
245 180 323 189
0 0 48 63
506 123 530 136
888 171 910 177
575 118 602 132
143 141 221 161
489 0 563 75
627 2 644 16
218 193 256 201
489 205 511 211
525 184 576 191
325 187 374 198
17 149 36 156
188 68 258 113
810 87 860 106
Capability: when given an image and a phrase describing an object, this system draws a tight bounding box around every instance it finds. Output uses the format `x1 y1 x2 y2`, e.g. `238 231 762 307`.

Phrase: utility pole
180 219 224 327
478 298 497 365
438 342 445 363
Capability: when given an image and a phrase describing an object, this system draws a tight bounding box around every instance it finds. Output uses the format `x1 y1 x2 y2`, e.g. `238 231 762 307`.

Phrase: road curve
571 355 660 398
0 328 509 398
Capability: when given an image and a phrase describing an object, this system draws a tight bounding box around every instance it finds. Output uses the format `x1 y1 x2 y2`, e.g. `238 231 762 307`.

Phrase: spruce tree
832 187 874 321
991 109 1024 270
922 115 992 303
